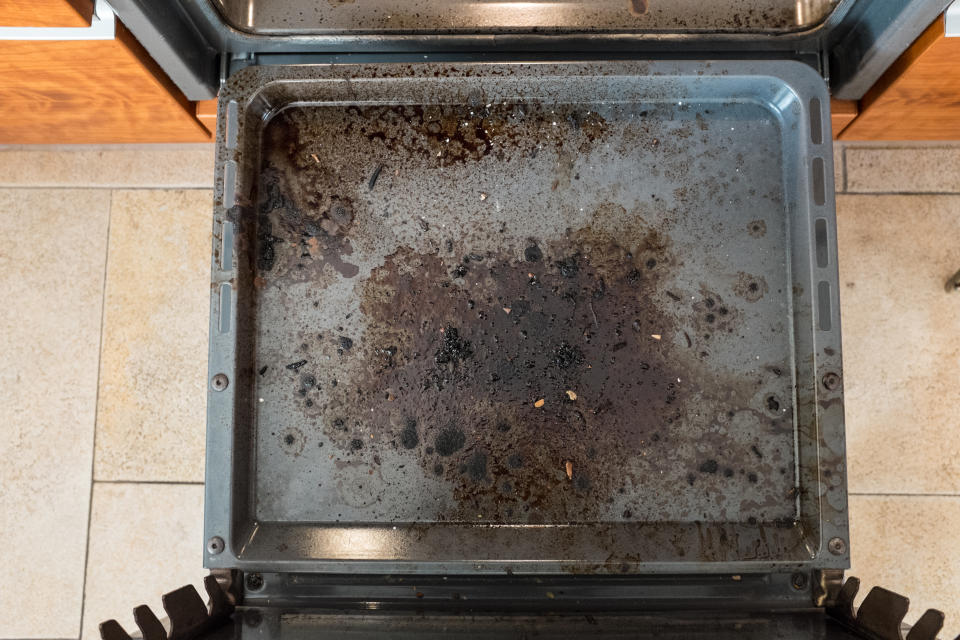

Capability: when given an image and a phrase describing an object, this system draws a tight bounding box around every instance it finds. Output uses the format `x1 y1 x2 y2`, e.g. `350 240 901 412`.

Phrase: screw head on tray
827 537 847 555
211 373 229 391
207 536 225 554
822 372 841 391
245 573 265 591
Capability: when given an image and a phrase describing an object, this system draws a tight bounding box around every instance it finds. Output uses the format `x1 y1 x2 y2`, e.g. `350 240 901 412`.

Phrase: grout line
93 480 205 485
0 185 212 191
829 140 960 149
849 492 960 498
842 190 960 196
0 143 214 151
842 143 848 193
77 191 114 640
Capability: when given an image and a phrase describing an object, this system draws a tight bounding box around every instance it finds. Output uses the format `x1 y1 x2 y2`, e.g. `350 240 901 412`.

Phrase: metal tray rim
203 59 848 575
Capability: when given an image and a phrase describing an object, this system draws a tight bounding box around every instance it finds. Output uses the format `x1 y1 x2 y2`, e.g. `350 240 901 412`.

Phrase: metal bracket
814 569 845 607
96 0 220 100
826 577 948 640
828 0 952 99
0 0 115 41
99 574 236 640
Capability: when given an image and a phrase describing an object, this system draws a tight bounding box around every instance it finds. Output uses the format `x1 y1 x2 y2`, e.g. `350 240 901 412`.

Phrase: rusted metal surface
204 61 847 573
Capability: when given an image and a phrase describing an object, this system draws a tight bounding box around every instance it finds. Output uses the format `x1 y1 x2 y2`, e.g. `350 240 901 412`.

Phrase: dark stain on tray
308 222 787 522
734 272 769 302
249 101 798 526
747 220 767 238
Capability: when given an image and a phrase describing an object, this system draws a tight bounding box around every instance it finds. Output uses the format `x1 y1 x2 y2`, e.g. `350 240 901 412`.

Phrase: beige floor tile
849 495 960 639
94 190 212 482
837 195 960 494
846 144 960 193
0 189 110 639
0 145 214 189
81 483 206 640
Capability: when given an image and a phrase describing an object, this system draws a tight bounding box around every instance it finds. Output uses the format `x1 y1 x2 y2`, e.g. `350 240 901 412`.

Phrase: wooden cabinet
0 0 92 27
0 1 211 143
838 14 960 140
3 2 958 143
830 99 858 139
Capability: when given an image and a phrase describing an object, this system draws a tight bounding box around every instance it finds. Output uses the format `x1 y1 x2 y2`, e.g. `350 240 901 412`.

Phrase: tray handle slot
817 281 832 331
218 283 232 335
223 160 237 208
815 218 829 268
220 221 233 271
225 100 239 150
812 157 826 206
809 97 823 145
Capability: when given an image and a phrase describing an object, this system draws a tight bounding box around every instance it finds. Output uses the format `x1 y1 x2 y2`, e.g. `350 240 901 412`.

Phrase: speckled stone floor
1 142 958 639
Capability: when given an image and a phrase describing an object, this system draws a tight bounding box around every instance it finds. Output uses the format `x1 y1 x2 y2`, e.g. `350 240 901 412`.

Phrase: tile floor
1 142 959 639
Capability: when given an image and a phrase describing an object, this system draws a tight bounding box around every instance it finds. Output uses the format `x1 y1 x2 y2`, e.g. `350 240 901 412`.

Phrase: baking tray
204 61 848 575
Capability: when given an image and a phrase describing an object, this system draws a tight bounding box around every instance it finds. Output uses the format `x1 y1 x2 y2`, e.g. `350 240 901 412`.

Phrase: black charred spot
553 341 583 369
435 327 473 365
434 425 466 456
699 459 719 474
766 395 781 413
400 419 419 449
555 256 579 278
466 452 487 481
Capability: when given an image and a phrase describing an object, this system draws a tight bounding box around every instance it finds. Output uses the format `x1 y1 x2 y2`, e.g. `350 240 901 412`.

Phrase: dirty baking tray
204 61 847 574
